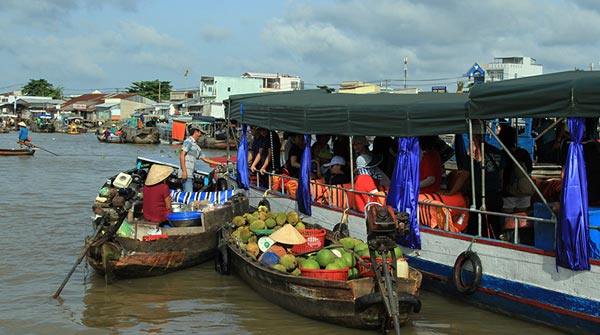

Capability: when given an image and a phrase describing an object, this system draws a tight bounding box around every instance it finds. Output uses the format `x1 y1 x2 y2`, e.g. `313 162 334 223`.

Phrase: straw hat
269 224 306 245
18 121 26 127
145 164 174 185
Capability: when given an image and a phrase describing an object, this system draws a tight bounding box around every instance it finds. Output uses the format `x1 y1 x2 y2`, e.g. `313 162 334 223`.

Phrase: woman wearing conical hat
258 224 307 260
143 164 174 226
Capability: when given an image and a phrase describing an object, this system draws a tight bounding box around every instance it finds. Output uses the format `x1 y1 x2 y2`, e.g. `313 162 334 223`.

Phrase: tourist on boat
322 156 350 185
179 124 224 192
332 135 351 164
499 125 533 214
17 121 29 148
458 125 505 238
419 136 443 194
143 164 174 226
354 153 385 212
311 134 333 169
250 128 269 186
284 133 305 179
372 136 396 178
258 129 282 176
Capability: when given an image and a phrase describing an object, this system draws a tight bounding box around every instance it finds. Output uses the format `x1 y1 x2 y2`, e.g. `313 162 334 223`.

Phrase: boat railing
249 169 560 245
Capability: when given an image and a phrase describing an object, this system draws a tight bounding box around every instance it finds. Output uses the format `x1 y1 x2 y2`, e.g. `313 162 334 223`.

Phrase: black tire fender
452 250 482 295
214 230 230 275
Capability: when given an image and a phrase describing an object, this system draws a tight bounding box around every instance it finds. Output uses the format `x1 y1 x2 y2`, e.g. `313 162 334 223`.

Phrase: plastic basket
299 265 349 281
358 256 393 277
291 229 327 254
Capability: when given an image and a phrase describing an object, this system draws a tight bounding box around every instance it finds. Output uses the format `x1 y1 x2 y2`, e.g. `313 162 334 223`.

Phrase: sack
506 161 534 197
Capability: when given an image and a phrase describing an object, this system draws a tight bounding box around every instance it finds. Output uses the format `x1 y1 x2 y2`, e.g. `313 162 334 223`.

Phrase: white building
241 72 303 92
483 56 543 82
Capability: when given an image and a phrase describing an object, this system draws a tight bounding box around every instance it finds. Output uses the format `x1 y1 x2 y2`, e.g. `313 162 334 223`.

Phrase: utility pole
158 79 161 103
403 57 408 89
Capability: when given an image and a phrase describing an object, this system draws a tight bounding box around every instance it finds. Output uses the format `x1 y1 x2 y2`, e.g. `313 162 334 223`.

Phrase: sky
1 0 600 96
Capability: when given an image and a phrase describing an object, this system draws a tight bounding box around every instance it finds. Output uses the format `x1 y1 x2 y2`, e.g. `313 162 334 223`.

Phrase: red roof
61 93 136 110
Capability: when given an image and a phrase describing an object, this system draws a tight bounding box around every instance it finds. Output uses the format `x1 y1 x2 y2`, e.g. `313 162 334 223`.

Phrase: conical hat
18 121 26 127
269 224 306 245
145 164 173 185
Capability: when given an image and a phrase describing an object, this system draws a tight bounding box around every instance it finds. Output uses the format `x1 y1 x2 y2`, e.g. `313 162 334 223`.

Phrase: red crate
357 256 393 277
291 229 326 254
298 265 349 281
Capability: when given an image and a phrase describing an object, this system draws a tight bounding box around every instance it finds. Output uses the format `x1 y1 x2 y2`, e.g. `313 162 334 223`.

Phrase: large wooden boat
85 157 248 282
221 72 600 335
0 148 35 156
217 224 422 332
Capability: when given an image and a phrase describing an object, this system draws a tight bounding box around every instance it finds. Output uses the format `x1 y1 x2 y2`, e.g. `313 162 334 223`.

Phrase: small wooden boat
96 133 124 143
85 157 249 282
0 148 35 156
216 224 422 332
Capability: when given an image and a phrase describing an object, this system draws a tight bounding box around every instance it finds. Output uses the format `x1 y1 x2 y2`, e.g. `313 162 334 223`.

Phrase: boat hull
222 226 421 330
0 148 35 156
237 183 600 334
87 192 249 280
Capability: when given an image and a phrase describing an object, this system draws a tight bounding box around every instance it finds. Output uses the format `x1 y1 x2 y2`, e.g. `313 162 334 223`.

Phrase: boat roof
226 71 600 137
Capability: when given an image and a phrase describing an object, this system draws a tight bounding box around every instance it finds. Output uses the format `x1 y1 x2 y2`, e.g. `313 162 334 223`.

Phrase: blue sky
1 0 600 95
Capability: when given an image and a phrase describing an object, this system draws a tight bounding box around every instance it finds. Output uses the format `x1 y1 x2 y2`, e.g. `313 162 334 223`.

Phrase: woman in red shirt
419 136 442 194
143 164 174 225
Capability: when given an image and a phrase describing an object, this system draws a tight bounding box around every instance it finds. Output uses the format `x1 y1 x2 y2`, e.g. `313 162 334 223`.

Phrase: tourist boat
0 147 35 156
85 156 248 282
171 116 238 149
221 72 600 334
216 223 422 332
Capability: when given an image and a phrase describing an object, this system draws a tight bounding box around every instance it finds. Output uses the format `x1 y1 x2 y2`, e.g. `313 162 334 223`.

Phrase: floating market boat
85 156 248 282
96 132 125 143
221 72 600 335
216 222 422 332
0 147 36 156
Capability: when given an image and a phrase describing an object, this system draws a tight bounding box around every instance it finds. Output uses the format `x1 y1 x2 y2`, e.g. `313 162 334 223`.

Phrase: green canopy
226 90 469 137
469 71 600 119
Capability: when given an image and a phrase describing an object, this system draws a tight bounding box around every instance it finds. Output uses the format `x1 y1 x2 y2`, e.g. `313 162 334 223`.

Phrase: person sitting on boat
311 134 333 170
419 136 443 194
259 129 282 176
352 136 390 190
143 164 174 226
499 125 533 214
179 124 224 192
258 224 307 263
110 123 117 134
354 154 386 212
250 127 269 187
285 133 306 179
17 121 29 148
323 155 350 185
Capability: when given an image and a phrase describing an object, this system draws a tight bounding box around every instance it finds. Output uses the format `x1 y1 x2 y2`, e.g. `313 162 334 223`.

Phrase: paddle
26 143 59 156
52 211 126 299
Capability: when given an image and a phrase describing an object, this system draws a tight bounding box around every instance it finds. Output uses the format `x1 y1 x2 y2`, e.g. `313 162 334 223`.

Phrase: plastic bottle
396 258 409 279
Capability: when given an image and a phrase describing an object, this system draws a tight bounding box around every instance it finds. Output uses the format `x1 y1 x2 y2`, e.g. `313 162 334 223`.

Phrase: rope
466 235 481 252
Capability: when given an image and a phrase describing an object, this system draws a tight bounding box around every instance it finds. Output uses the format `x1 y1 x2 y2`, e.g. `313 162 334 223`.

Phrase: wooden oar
52 211 126 299
27 143 59 156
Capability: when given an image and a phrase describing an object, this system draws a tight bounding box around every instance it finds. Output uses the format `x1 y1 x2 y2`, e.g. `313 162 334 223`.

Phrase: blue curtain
297 134 312 215
454 133 467 170
557 118 590 270
387 137 421 249
236 108 249 190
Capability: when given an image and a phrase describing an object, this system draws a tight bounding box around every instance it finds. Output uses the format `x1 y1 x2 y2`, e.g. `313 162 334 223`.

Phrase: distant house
199 76 263 118
60 93 155 121
482 56 543 82
241 72 303 92
338 81 381 94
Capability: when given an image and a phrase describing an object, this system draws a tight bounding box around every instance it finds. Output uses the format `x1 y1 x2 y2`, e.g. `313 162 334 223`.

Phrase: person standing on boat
179 124 224 192
143 164 173 226
17 121 29 148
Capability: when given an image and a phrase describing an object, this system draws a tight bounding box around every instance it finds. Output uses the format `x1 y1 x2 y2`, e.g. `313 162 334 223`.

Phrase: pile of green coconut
229 206 403 280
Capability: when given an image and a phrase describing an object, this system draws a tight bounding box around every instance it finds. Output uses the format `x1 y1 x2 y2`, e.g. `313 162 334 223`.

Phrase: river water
0 132 564 335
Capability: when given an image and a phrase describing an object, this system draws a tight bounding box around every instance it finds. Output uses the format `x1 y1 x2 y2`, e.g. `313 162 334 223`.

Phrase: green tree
127 80 172 102
22 79 63 98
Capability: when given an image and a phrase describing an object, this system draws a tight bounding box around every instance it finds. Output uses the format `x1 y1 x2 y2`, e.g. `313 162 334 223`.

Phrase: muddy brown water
0 132 564 334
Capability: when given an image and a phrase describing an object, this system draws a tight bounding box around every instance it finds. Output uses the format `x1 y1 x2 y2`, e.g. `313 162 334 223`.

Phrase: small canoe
216 225 422 332
0 148 35 156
